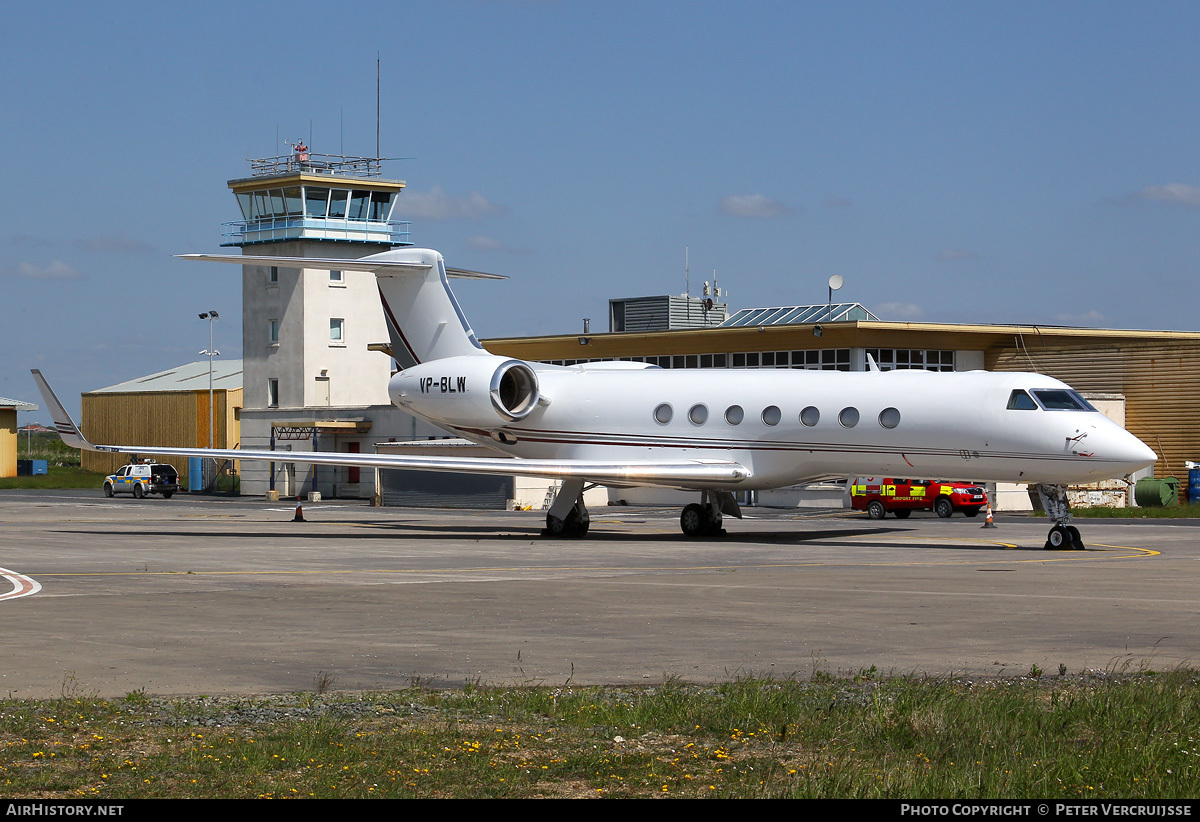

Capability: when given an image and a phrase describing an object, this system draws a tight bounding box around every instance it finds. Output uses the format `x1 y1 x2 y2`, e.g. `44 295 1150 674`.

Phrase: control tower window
369 191 394 221
328 190 349 219
304 187 329 218
268 189 285 218
283 187 303 216
236 192 252 221
348 190 371 221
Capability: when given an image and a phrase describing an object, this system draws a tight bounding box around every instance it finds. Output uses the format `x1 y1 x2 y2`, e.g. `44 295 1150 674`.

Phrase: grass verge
2 670 1198 798
0 467 108 491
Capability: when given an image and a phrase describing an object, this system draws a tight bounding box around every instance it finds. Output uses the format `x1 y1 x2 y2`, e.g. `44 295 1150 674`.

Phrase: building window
267 378 279 408
269 266 278 283
330 318 345 343
269 319 279 344
329 269 343 284
866 348 955 372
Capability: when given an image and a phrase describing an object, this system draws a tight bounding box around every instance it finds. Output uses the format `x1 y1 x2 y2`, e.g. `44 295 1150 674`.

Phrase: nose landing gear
1035 484 1085 550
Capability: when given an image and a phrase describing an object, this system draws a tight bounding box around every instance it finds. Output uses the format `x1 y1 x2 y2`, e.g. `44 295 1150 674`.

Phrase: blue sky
2 1 1198 421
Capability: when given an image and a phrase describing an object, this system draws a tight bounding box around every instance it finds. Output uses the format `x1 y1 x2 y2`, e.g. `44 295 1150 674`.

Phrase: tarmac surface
1 490 1198 697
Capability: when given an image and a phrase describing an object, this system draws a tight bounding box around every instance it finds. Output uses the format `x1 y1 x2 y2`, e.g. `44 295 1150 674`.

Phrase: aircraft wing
31 370 749 487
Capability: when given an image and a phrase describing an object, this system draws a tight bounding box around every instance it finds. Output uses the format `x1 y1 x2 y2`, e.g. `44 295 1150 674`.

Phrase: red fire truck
851 478 988 519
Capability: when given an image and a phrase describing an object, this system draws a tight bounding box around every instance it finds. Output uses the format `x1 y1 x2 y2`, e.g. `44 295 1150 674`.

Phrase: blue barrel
1190 468 1200 503
31 460 47 475
188 457 203 492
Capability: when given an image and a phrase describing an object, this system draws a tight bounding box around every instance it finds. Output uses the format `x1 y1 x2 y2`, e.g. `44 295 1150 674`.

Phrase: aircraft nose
1113 430 1158 473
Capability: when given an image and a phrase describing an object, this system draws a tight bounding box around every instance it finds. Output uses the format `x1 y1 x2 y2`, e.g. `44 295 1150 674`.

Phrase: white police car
104 461 180 499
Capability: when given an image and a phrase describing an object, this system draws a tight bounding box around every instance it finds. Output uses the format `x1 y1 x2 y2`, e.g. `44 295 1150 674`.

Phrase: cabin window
800 406 820 426
1007 390 1038 410
762 406 781 426
654 403 673 424
725 405 744 425
878 407 901 429
839 407 860 428
688 404 708 425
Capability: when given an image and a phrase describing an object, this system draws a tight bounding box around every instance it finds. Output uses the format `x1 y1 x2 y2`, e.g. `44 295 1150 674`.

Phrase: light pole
199 311 220 488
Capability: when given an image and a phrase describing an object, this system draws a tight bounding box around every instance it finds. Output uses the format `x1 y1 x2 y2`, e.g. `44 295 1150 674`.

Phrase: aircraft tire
934 498 954 518
1046 525 1069 549
866 500 886 520
680 503 707 537
1066 525 1084 550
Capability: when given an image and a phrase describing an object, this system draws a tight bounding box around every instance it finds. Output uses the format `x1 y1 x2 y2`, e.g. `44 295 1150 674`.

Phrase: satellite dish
828 274 844 291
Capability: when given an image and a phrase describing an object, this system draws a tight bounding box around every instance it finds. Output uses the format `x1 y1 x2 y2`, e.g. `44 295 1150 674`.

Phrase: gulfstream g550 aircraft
33 247 1156 548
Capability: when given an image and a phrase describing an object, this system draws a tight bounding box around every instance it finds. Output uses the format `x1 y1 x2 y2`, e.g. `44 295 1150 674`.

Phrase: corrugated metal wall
989 341 1199 481
0 409 16 478
81 389 242 482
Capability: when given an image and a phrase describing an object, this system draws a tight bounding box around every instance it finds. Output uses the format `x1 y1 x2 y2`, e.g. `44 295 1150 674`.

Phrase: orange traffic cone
981 502 996 528
293 495 305 522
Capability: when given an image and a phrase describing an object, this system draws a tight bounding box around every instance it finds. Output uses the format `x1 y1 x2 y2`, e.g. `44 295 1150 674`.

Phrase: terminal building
77 147 1200 508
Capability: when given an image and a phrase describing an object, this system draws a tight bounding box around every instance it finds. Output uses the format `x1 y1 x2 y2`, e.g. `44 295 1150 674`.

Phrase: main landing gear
1035 483 1085 550
543 478 590 538
680 490 742 538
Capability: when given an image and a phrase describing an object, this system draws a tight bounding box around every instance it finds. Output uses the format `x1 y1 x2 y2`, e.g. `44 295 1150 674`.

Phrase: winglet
866 353 880 372
30 370 94 451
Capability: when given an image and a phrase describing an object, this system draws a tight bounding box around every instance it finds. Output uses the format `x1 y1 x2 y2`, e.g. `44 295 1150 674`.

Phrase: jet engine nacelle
388 355 541 427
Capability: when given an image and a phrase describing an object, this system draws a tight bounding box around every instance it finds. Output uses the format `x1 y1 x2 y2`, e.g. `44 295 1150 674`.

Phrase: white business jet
32 247 1156 549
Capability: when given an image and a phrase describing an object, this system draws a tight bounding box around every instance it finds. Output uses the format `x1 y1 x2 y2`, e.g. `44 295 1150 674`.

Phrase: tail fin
30 370 94 451
178 248 503 369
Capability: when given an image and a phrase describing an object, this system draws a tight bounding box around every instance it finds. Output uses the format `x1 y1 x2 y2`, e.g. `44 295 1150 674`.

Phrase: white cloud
1130 183 1200 208
874 302 925 320
718 194 793 218
466 235 508 251
1 260 83 280
401 186 504 220
1053 310 1106 326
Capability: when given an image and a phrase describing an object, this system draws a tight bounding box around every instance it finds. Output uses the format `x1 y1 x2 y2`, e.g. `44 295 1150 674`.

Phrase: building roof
721 303 880 326
87 360 244 395
0 397 37 411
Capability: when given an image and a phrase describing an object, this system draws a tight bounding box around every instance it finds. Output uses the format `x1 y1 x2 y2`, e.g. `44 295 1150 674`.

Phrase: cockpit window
1031 389 1097 412
1007 389 1038 410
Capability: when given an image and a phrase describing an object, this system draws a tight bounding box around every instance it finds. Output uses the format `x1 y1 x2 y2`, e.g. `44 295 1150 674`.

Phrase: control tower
227 144 419 498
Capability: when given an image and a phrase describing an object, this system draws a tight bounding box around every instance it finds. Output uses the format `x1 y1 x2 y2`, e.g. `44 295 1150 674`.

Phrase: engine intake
490 360 539 420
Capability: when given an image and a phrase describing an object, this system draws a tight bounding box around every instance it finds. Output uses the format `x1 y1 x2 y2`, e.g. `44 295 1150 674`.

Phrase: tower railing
247 153 385 178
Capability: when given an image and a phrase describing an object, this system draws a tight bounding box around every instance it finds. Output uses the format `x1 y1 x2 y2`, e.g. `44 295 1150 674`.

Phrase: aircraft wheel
104 483 114 498
866 500 886 520
1066 525 1084 550
133 483 145 500
545 510 585 538
893 508 911 519
1046 524 1070 550
680 503 707 537
934 498 954 518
